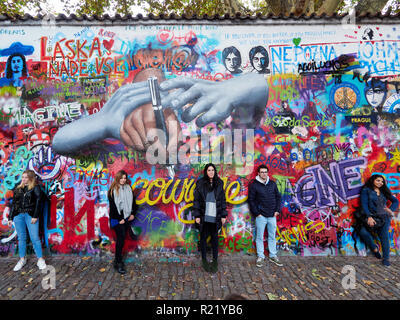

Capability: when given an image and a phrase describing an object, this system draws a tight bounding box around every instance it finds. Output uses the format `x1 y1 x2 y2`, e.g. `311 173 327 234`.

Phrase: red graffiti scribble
53 188 95 253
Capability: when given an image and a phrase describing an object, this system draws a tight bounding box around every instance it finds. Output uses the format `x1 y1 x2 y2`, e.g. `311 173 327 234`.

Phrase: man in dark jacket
248 165 282 267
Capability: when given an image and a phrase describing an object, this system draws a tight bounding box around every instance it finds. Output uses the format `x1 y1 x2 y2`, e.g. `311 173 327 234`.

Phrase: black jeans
200 222 219 261
113 222 134 263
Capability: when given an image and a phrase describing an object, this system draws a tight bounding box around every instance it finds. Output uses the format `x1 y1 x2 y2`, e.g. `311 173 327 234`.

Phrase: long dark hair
364 174 392 199
6 53 28 78
203 163 218 191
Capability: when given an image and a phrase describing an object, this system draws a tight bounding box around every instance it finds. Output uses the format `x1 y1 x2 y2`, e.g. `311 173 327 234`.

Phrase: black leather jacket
9 185 42 220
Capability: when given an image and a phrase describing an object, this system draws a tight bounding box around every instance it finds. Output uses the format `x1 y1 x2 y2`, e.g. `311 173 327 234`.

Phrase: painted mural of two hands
52 71 268 155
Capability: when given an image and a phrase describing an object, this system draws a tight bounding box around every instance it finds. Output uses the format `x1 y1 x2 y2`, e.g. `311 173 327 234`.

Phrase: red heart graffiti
103 39 114 51
354 31 358 34
157 30 174 45
160 32 170 43
376 27 380 30
358 25 361 29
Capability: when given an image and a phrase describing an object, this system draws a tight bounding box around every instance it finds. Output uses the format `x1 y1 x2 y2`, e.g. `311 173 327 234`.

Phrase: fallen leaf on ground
311 269 322 280
280 295 288 300
363 280 374 285
266 292 278 300
99 268 106 272
7 287 12 292
305 288 313 293
82 256 91 260
28 278 33 283
311 282 318 287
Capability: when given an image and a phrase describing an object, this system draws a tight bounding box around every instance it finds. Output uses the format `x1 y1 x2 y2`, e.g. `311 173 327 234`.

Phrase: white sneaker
37 258 47 270
256 257 264 268
13 258 26 272
269 257 283 267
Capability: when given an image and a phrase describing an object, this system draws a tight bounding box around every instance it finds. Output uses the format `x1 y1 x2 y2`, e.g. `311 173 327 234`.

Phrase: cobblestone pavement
0 252 400 300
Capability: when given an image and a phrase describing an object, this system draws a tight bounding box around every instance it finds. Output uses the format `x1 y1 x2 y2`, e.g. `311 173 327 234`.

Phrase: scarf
256 175 269 185
113 184 133 219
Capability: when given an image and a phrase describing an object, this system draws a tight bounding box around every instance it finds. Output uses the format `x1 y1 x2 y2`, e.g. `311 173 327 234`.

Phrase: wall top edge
0 12 399 26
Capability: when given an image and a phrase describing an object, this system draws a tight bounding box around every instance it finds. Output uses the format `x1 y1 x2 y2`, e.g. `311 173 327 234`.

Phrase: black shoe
373 250 382 259
202 259 210 272
114 262 126 274
210 259 218 273
382 260 390 267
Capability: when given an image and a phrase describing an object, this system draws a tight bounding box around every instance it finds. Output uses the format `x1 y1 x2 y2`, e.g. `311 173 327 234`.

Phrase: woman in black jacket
108 170 137 274
7 170 47 271
193 163 227 273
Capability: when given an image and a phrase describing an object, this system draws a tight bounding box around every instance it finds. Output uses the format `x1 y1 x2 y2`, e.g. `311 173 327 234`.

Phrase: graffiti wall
0 19 400 257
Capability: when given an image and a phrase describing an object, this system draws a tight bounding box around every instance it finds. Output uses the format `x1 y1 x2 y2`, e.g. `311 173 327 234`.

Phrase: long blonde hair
108 170 130 196
17 170 37 190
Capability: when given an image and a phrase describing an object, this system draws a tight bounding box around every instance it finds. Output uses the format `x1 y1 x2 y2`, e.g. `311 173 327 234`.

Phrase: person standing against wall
7 170 47 271
355 174 398 267
248 165 283 267
108 170 137 274
193 163 227 273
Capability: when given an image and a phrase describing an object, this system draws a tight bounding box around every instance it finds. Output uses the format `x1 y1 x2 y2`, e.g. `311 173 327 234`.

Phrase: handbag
353 206 385 229
368 214 385 229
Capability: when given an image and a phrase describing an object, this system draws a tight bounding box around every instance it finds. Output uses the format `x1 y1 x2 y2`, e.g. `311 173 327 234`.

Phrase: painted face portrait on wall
362 28 374 40
11 56 23 73
6 53 27 78
0 42 33 88
364 79 387 110
249 46 270 74
222 46 242 74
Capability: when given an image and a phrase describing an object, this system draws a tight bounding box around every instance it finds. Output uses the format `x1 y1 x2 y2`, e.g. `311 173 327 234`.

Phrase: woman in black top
193 163 227 273
7 170 47 271
108 170 137 274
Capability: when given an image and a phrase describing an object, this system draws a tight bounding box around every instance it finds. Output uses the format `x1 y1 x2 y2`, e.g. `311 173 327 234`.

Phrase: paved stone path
1 253 400 300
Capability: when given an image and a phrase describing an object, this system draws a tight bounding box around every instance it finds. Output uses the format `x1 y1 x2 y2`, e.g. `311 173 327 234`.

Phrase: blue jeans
13 213 43 259
255 215 277 259
358 216 391 261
